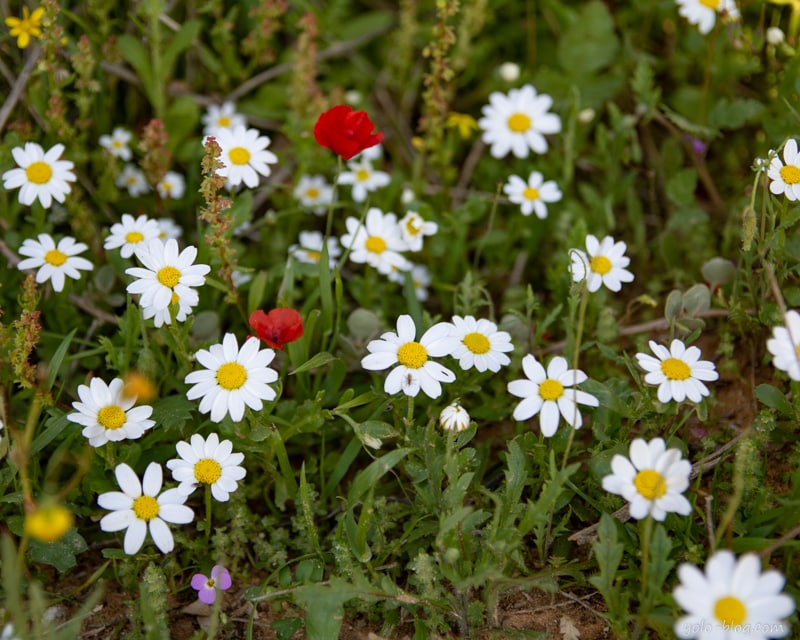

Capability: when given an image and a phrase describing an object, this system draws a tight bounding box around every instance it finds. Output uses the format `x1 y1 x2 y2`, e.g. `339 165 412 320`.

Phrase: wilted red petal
313 105 384 160
249 308 304 350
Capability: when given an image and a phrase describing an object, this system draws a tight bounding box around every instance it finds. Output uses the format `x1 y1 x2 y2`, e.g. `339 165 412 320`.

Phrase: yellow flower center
170 290 180 305
463 332 491 355
507 112 531 133
405 219 422 235
97 405 127 430
397 341 428 369
661 357 691 381
590 256 612 275
365 236 387 254
26 161 53 185
523 186 540 201
194 458 223 484
157 266 181 288
205 578 217 589
216 362 247 390
44 248 67 266
217 116 231 128
714 596 747 627
305 187 320 199
539 378 564 401
133 495 160 521
356 169 370 182
25 504 74 543
112 140 123 149
780 165 800 185
306 250 321 261
699 0 720 8
229 146 250 165
633 469 667 500
125 231 145 244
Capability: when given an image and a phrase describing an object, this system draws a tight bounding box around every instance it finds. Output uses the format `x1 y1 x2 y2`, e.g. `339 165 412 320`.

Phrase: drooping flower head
17 234 93 292
569 234 634 293
313 105 384 160
97 462 194 555
440 403 471 432
5 6 44 49
361 314 459 398
602 438 692 521
3 142 76 208
766 310 800 380
673 550 795 639
248 308 304 350
398 211 438 252
191 565 232 605
478 84 561 159
507 354 599 437
675 0 740 35
184 333 279 423
635 339 719 404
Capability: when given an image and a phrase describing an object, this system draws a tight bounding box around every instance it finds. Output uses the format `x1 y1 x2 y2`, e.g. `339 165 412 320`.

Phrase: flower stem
324 156 343 241
472 182 502 271
562 283 589 470
406 395 415 427
205 484 212 546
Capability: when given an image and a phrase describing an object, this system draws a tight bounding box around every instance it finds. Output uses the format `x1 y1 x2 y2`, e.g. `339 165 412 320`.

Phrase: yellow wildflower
25 503 74 543
5 6 44 49
446 113 479 140
122 370 158 403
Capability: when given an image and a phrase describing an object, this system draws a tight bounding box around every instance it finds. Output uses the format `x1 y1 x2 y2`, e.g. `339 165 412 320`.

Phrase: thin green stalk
205 484 212 546
632 515 654 640
562 284 589 470
324 156 343 240
336 198 371 272
406 395 415 427
149 0 165 118
472 182 502 271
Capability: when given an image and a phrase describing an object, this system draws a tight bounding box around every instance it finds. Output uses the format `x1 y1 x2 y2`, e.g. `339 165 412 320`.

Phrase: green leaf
755 383 794 416
646 523 674 597
708 98 765 130
558 1 619 76
631 59 661 119
163 96 201 146
28 529 88 573
46 328 77 391
588 513 624 615
247 270 269 312
151 395 194 433
665 168 698 206
298 464 322 556
117 34 155 104
290 352 336 376
161 20 201 80
292 582 351 640
271 617 303 640
347 448 411 507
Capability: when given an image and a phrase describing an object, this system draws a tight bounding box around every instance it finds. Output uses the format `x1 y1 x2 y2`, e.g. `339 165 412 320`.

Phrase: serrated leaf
151 395 194 433
28 529 87 573
558 1 619 76
588 513 624 601
646 523 674 597
631 59 661 118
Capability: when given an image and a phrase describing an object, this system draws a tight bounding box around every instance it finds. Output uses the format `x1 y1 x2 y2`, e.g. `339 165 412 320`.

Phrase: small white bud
767 27 785 46
439 403 471 432
498 62 520 83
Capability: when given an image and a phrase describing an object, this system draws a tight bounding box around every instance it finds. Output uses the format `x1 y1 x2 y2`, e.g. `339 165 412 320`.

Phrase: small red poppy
249 308 304 350
313 105 384 160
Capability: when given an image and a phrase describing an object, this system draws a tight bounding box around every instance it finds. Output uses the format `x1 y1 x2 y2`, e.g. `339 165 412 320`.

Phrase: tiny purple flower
190 565 232 605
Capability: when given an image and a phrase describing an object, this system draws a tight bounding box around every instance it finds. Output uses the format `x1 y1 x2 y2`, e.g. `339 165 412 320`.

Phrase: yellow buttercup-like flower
5 7 44 49
25 503 74 543
446 113 478 140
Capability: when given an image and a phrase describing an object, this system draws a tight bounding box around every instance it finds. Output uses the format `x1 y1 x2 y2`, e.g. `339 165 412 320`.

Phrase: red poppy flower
249 308 304 350
313 105 384 160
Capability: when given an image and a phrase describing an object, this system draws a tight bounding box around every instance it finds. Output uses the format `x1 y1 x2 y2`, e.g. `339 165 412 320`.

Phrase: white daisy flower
288 231 341 268
569 234 634 293
337 157 390 202
410 264 431 301
156 171 185 200
398 211 438 251
116 164 149 197
166 433 246 502
142 294 195 328
352 143 383 163
125 239 210 315
184 333 279 423
440 403 471 432
636 339 719 404
446 315 514 373
507 354 599 437
2 142 76 208
17 233 93 292
676 0 739 35
293 174 334 215
156 218 182 240
98 462 194 555
477 84 562 159
104 213 161 260
503 171 562 219
66 377 155 447
340 207 410 275
202 101 246 137
767 310 800 380
601 437 692 521
361 314 459 399
768 139 800 201
673 550 795 639
99 127 133 161
210 125 277 189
